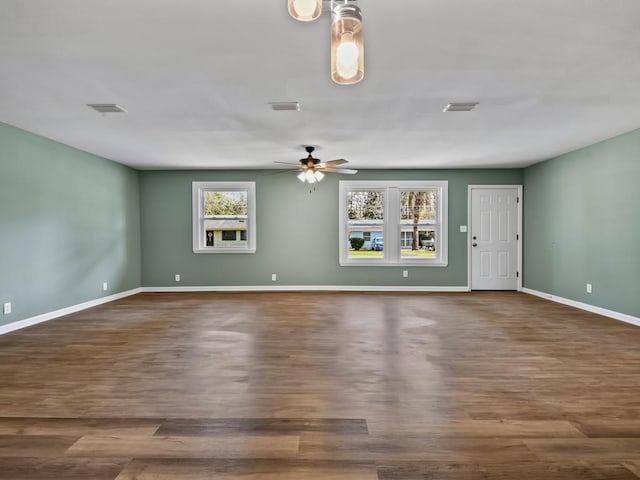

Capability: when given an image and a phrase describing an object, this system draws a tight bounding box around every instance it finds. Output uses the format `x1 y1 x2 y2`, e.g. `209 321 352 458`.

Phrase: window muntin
339 181 447 266
192 182 256 253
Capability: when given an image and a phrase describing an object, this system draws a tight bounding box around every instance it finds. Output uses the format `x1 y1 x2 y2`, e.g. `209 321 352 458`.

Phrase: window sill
339 259 448 267
194 248 256 254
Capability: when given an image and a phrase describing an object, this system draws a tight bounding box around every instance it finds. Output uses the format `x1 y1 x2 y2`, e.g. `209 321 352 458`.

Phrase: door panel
471 188 519 290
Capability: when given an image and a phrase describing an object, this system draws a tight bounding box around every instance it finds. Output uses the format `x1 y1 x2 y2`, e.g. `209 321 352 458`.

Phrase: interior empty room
1 1 639 479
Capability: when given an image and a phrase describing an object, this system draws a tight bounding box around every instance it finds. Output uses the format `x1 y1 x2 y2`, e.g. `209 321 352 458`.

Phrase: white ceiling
1 0 639 170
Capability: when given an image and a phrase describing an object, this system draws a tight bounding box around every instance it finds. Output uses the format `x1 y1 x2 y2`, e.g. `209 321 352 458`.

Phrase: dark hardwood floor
0 291 639 479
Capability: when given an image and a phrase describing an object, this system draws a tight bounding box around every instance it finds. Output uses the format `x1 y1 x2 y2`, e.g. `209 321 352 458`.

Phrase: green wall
3 116 636 325
140 169 523 288
0 122 141 326
524 128 640 317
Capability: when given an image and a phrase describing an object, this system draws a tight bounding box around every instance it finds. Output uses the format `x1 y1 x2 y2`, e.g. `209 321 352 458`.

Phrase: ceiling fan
275 146 358 183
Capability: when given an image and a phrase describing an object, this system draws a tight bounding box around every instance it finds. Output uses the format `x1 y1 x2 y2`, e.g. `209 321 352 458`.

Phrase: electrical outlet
3 302 11 315
103 282 108 291
175 274 181 282
271 273 277 282
586 283 592 293
403 270 409 278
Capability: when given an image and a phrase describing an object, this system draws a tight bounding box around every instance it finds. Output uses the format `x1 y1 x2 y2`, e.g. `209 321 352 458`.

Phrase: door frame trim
467 185 523 291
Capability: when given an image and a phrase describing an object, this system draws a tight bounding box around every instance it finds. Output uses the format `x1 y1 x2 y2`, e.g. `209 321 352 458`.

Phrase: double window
192 182 256 253
339 181 448 266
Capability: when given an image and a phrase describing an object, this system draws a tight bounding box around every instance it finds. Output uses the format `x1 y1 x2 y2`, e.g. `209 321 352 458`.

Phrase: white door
470 187 519 290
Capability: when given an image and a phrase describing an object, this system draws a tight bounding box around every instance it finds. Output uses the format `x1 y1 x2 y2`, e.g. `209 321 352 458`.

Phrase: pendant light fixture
331 2 364 85
288 0 364 84
288 0 322 22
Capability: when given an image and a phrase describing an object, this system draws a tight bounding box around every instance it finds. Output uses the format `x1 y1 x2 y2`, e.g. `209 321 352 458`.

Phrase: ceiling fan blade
316 159 347 168
321 158 349 167
274 161 300 165
321 167 358 174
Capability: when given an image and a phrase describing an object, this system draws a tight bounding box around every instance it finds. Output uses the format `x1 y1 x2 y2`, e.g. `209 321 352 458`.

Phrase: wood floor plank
116 459 377 480
524 438 640 462
367 419 584 437
572 419 640 438
66 434 300 459
0 435 79 457
0 418 160 436
0 457 127 480
156 418 368 436
376 462 640 480
298 434 537 463
623 461 640 478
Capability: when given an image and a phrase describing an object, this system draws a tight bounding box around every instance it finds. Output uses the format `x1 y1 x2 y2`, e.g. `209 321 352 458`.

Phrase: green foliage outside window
204 191 247 216
350 237 365 251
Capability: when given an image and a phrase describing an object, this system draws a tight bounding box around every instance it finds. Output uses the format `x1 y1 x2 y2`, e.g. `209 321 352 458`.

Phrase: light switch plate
460 225 468 233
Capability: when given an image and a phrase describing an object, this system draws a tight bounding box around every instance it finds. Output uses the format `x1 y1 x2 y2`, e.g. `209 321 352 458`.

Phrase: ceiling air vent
269 102 301 112
443 102 479 112
87 104 127 113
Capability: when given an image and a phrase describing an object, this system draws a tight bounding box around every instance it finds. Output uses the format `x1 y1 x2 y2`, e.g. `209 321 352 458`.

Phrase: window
221 230 237 241
192 182 256 253
339 181 448 266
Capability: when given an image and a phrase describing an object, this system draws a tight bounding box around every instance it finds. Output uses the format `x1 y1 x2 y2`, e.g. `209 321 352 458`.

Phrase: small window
221 230 237 241
339 181 448 266
192 182 256 253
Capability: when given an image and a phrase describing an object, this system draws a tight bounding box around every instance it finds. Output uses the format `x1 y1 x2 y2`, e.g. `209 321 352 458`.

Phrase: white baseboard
142 285 471 293
0 288 144 336
522 287 640 328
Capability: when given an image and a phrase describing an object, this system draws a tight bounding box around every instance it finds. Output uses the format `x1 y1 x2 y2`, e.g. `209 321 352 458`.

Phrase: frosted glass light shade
331 4 364 85
288 0 322 22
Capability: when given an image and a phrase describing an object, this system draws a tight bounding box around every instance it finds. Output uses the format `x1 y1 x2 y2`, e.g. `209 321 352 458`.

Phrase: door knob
472 243 478 247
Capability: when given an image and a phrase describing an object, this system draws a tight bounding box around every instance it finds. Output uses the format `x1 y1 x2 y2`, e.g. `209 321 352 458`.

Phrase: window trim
192 181 256 254
339 180 448 267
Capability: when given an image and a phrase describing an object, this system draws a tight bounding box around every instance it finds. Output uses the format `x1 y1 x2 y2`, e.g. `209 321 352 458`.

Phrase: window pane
203 220 248 248
400 191 436 222
401 229 436 258
202 190 248 248
348 232 384 257
348 191 384 220
204 190 247 216
347 191 384 258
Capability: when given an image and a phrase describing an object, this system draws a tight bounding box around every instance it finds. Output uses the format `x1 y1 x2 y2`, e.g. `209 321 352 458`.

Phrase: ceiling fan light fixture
305 170 317 183
331 3 364 85
314 170 325 181
288 0 322 22
297 171 307 182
